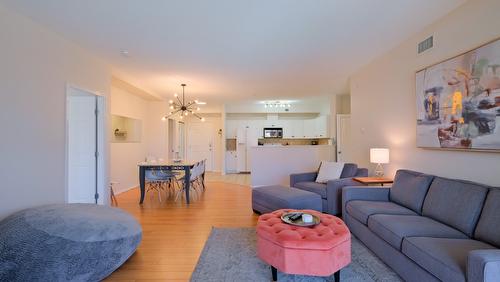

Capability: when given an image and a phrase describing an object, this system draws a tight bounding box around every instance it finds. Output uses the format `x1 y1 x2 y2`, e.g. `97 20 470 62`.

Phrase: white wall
0 5 111 219
250 145 334 187
145 101 169 160
110 86 149 193
350 0 500 185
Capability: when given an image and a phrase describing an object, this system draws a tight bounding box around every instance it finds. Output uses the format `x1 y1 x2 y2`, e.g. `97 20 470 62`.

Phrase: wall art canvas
416 38 500 151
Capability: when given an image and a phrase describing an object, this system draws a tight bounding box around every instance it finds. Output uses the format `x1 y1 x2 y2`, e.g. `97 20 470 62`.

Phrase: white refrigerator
236 126 258 172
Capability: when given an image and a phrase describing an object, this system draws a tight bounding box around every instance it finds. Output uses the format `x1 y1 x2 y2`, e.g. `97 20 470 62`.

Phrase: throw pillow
315 161 345 183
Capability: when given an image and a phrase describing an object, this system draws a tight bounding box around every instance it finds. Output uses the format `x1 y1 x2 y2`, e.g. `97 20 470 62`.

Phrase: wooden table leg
271 266 277 281
139 166 145 204
184 166 190 204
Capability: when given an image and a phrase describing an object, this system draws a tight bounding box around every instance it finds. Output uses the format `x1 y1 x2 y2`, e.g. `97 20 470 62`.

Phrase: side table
353 177 393 186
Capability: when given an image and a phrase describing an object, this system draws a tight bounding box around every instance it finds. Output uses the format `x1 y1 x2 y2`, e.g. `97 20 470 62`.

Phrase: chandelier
162 84 205 121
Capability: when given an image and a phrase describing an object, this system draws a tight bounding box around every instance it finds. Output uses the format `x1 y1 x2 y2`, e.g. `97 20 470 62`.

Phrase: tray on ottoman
257 209 351 281
252 185 322 214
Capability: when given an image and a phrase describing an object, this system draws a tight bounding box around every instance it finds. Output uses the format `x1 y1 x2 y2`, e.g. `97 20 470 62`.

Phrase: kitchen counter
249 145 335 187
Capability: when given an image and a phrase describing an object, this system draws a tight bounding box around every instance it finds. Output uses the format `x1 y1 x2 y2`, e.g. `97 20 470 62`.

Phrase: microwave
263 128 283 138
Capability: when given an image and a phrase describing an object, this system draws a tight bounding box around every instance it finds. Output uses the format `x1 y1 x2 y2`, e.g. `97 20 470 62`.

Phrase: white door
187 122 214 171
336 114 351 162
67 94 97 203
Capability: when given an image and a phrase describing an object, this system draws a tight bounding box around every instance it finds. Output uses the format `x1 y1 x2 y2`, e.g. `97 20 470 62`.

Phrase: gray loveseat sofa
342 169 500 282
290 163 368 215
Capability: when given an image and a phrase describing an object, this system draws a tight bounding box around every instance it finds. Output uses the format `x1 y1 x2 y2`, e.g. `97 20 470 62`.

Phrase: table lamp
370 148 389 177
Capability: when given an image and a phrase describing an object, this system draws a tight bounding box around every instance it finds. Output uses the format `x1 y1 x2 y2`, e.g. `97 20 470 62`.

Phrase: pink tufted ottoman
256 209 351 281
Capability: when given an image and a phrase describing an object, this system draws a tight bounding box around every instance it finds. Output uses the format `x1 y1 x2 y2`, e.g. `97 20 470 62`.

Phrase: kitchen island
249 145 335 187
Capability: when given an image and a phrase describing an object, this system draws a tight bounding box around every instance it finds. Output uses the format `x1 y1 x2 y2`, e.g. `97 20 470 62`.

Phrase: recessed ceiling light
120 50 130 57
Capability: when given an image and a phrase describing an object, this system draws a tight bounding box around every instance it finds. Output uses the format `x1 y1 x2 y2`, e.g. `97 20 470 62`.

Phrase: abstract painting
416 38 500 151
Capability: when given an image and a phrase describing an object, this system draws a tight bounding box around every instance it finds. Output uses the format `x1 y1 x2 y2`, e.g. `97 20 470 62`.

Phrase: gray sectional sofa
290 163 368 215
342 169 500 282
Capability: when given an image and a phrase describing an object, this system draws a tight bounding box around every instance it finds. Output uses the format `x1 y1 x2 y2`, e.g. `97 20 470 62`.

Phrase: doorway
187 122 214 171
66 85 106 204
336 114 351 162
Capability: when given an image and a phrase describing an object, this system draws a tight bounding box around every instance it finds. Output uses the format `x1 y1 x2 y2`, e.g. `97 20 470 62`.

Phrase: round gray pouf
0 204 142 281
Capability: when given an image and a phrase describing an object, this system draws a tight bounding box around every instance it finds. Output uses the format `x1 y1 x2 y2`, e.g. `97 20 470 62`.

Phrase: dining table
137 160 199 204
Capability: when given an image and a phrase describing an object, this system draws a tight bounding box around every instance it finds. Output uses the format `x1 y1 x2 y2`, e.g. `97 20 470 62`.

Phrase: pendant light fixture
162 84 205 121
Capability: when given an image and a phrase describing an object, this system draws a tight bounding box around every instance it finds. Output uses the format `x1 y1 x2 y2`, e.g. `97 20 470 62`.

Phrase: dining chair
175 161 202 202
145 168 177 203
109 181 119 206
198 159 206 191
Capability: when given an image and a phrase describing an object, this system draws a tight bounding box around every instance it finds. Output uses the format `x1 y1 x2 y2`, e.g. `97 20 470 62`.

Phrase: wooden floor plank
105 176 257 281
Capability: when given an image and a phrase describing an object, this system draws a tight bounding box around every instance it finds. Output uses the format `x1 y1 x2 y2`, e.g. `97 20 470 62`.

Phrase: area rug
191 227 402 282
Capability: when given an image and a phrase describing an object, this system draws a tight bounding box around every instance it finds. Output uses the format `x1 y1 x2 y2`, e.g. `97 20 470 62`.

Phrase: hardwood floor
105 176 258 281
204 171 251 186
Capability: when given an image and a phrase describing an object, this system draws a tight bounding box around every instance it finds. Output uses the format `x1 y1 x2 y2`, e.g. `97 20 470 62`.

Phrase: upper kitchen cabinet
284 115 329 138
315 115 329 138
285 120 303 138
226 114 330 139
303 118 317 138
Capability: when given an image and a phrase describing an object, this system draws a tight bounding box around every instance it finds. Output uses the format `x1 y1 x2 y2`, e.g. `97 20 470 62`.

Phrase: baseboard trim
115 185 138 195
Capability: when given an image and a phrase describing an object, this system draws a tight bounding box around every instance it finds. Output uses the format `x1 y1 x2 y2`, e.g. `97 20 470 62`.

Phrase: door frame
336 114 351 162
65 84 107 204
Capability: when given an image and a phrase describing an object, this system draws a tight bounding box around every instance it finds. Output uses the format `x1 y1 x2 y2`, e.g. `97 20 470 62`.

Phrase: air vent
418 36 433 54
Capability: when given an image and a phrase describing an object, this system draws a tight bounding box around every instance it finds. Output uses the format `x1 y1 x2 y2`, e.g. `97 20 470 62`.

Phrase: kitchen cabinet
315 115 329 138
303 119 317 138
226 114 329 140
286 120 303 138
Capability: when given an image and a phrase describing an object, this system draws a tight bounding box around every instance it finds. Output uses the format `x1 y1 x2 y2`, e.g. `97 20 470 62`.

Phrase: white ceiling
2 0 466 103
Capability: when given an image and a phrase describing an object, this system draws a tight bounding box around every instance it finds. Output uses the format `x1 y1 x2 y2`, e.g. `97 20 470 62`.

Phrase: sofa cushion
402 237 496 282
422 177 489 237
368 214 468 250
389 170 434 214
340 163 358 178
346 200 417 225
293 182 327 199
474 189 500 247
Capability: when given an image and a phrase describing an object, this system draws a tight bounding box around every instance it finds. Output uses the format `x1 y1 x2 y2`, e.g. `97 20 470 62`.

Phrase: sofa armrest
290 172 317 187
342 187 391 215
468 250 500 282
324 178 364 215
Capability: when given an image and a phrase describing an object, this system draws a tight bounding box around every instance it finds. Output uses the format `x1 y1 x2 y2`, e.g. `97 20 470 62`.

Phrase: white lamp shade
370 148 389 164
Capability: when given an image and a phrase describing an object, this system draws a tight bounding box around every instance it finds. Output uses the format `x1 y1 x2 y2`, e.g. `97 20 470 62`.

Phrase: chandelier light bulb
161 116 167 121
163 84 206 121
201 117 205 122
